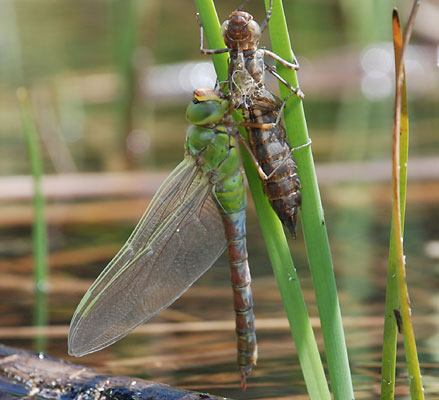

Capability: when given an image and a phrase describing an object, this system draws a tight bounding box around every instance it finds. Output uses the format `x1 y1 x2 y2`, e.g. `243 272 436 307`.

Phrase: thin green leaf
384 2 424 399
265 1 355 399
380 10 406 399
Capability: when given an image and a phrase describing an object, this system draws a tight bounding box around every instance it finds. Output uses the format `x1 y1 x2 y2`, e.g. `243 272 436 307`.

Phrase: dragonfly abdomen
214 150 257 385
221 210 257 386
245 109 302 237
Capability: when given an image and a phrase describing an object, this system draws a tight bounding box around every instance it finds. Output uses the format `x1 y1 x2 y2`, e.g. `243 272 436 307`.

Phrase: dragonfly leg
237 0 251 11
265 138 312 181
291 138 312 152
217 80 228 92
259 0 273 32
273 90 306 126
264 63 305 99
196 13 229 56
236 0 273 32
263 48 300 70
236 132 268 180
236 121 275 130
273 92 295 126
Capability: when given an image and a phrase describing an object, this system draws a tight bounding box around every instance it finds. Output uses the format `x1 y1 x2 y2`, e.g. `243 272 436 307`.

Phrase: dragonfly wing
68 158 226 356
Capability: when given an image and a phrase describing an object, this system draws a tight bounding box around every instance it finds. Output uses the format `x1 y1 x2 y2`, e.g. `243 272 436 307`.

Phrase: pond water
0 179 437 399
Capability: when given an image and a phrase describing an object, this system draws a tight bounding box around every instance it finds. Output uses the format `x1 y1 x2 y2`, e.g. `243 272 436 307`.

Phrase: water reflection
0 181 437 398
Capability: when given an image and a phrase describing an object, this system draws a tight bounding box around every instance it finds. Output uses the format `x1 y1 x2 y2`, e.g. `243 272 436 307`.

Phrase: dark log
0 344 230 400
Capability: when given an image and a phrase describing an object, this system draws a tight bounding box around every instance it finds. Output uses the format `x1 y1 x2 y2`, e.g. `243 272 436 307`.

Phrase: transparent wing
68 157 227 356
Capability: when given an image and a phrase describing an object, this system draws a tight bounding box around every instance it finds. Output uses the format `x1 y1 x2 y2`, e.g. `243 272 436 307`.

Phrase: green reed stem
195 1 330 398
381 4 424 399
381 10 408 399
17 88 49 350
264 1 354 398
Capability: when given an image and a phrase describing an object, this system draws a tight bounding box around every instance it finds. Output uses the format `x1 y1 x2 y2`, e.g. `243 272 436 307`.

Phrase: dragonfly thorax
230 51 265 109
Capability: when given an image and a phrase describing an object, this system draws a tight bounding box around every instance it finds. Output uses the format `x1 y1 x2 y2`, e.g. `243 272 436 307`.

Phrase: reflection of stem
111 0 142 170
17 88 49 353
0 0 24 84
32 86 77 174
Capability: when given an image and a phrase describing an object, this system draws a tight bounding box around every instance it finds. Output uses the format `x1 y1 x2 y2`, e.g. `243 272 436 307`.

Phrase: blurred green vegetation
0 0 436 175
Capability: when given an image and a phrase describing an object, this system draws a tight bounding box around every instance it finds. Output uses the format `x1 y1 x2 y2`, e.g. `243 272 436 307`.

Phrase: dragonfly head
186 89 231 126
221 11 261 51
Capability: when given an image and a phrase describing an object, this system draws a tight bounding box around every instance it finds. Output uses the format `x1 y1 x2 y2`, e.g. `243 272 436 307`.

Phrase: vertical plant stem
380 234 400 399
386 2 424 399
17 88 49 351
380 10 409 399
195 1 330 398
265 1 355 399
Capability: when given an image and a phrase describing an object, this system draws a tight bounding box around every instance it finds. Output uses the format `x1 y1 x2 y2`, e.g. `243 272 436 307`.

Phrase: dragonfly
68 89 257 388
199 0 308 236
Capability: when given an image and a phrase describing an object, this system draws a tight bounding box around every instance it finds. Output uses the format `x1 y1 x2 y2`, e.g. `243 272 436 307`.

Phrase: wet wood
0 171 167 201
0 344 230 400
0 157 437 202
0 198 150 228
0 244 120 273
0 316 431 340
0 177 437 229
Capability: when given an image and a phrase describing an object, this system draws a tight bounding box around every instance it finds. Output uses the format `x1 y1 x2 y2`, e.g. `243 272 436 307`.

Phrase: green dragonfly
68 89 257 388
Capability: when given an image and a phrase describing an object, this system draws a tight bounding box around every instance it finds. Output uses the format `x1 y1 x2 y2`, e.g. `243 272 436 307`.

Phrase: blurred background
0 0 437 398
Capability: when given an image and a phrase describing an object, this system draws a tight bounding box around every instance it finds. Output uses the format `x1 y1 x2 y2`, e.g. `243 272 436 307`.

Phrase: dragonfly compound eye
186 100 225 126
